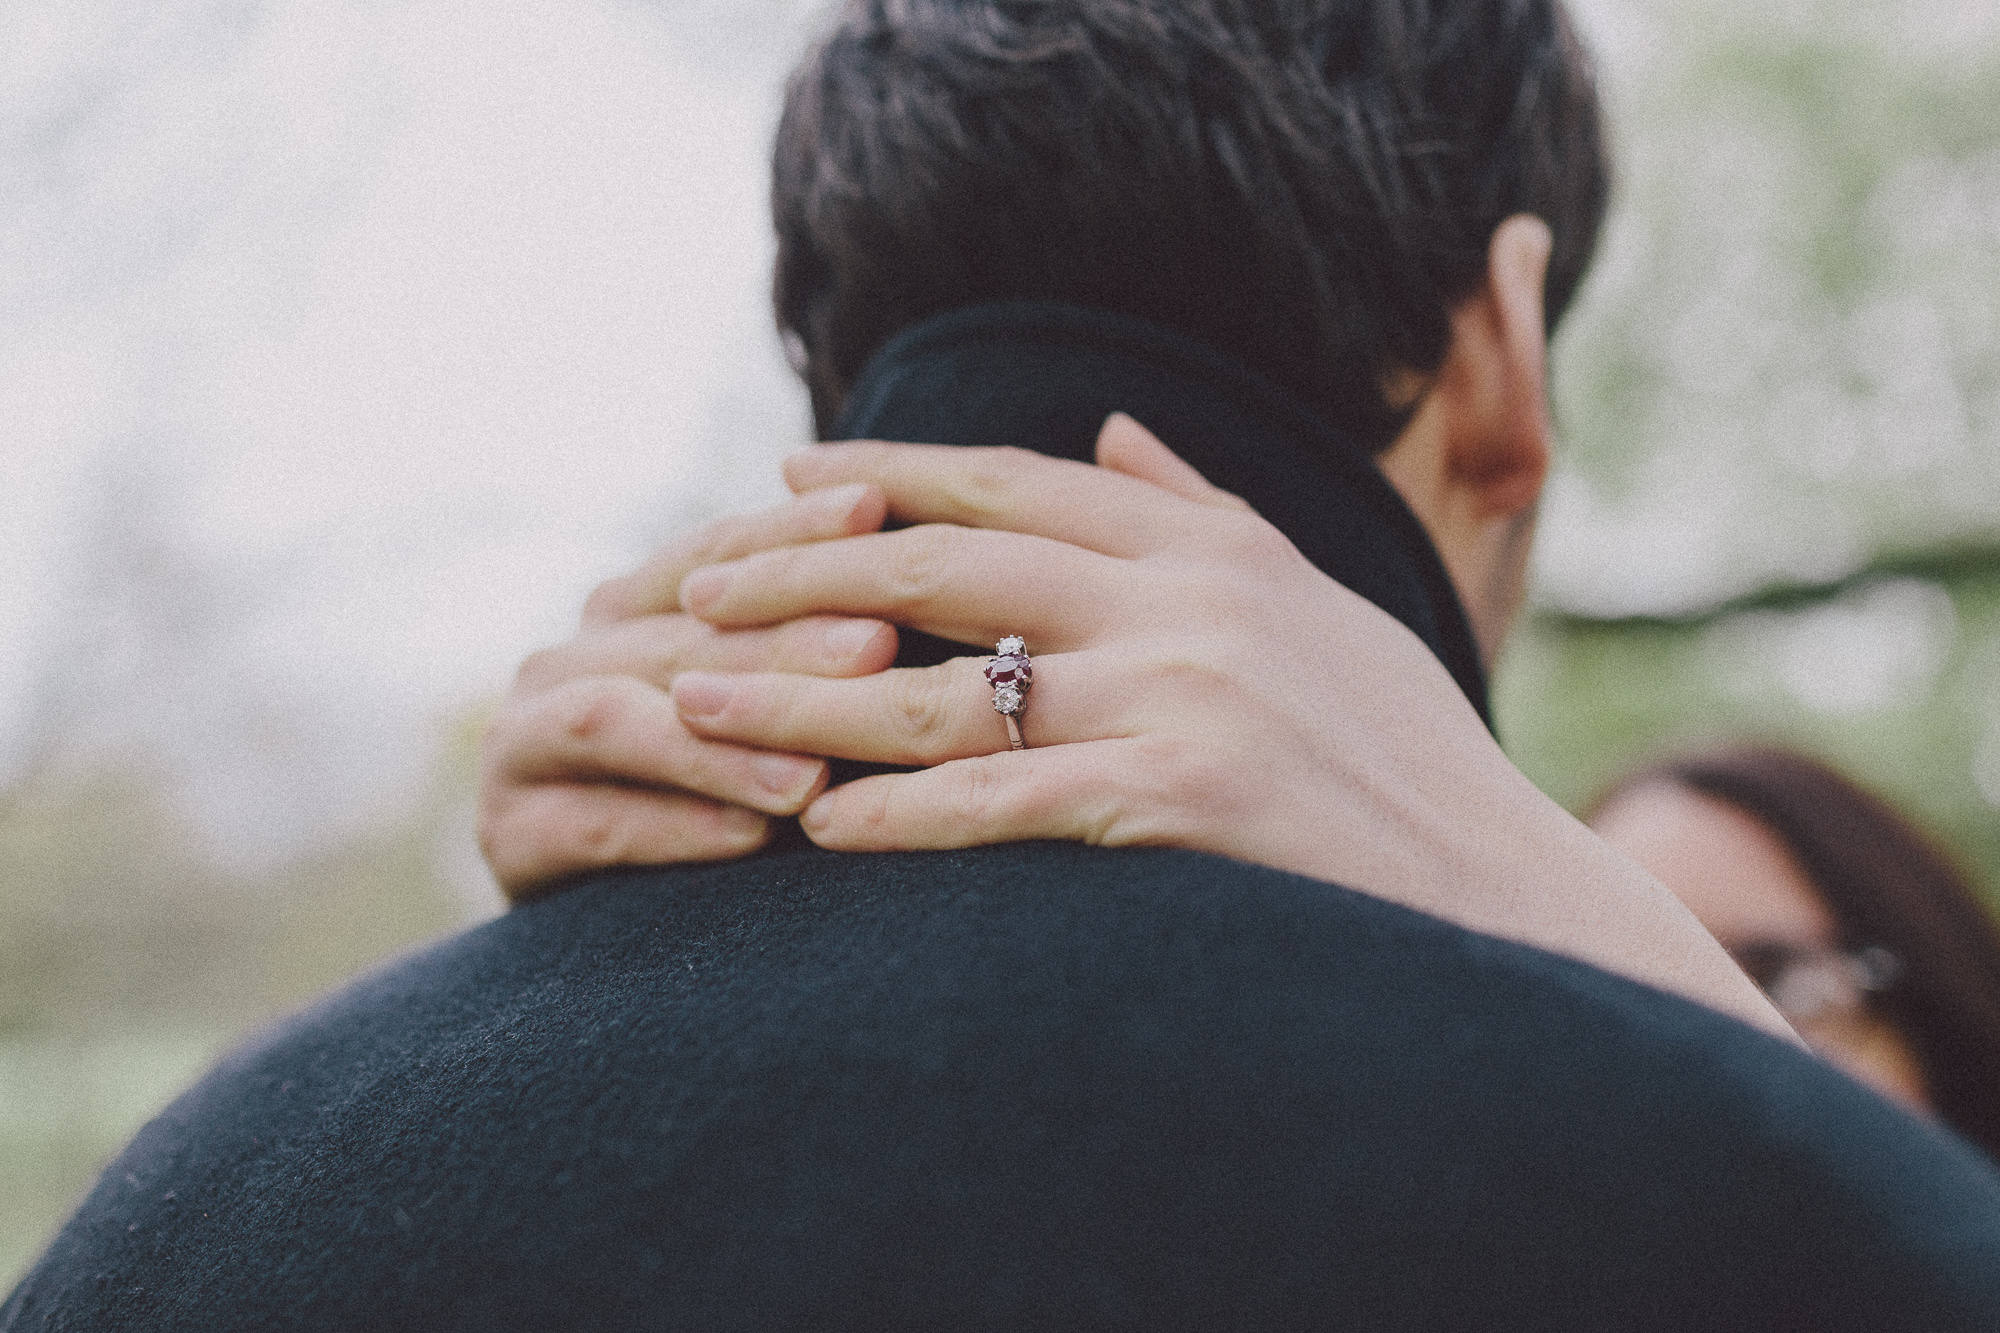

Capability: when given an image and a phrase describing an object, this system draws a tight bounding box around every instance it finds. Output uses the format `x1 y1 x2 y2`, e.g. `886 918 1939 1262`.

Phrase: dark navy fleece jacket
9 306 2000 1331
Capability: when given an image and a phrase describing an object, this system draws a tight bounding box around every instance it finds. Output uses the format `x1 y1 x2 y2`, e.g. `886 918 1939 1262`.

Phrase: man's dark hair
773 0 1610 447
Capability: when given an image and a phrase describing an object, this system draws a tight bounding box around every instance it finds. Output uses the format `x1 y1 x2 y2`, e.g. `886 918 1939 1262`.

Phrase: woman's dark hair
773 0 1609 442
1598 746 2000 1162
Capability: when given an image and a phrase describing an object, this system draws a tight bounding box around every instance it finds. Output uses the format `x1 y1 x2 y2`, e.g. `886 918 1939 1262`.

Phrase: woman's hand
672 416 1475 893
475 415 1204 900
664 416 1790 1037
479 415 1787 1037
475 481 898 897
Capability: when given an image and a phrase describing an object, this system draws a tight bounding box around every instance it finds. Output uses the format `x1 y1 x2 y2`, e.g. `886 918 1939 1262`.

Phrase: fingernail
752 752 816 798
674 672 733 718
823 619 881 659
800 793 832 834
680 565 733 614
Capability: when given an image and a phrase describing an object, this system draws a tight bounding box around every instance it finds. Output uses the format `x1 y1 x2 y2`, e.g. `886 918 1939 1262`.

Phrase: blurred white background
2 0 813 874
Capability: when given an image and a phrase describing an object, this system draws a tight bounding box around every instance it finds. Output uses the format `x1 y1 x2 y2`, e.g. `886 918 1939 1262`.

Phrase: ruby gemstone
985 654 1032 688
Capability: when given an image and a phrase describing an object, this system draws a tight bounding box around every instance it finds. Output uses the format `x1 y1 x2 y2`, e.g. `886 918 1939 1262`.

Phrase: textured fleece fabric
9 305 2000 1330
9 849 2000 1331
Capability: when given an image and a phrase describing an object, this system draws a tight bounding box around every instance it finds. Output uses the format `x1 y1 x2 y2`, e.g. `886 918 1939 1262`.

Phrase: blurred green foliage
1499 568 2000 895
0 763 471 1286
1512 2 2000 904
1515 0 2000 905
1551 0 2000 568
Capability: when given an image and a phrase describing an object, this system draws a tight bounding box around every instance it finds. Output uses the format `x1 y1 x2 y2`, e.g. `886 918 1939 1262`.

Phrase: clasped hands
477 415 1790 1037
480 414 1486 901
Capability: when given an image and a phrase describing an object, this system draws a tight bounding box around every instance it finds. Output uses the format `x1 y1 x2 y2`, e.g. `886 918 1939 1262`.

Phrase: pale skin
1592 781 1931 1108
477 216 1796 1041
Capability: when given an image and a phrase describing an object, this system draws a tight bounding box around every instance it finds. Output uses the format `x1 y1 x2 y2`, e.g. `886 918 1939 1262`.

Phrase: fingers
781 436 1214 559
795 737 1171 853
493 674 829 815
515 614 896 694
481 783 771 901
672 651 1113 767
582 423 1241 628
582 482 888 624
481 628 857 899
678 524 1130 646
1092 413 1253 512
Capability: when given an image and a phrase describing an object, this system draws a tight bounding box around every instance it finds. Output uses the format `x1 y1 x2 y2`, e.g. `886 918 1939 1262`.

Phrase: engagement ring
986 635 1031 750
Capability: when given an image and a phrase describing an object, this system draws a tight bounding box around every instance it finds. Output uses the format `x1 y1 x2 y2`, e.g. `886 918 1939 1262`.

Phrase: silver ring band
986 635 1031 751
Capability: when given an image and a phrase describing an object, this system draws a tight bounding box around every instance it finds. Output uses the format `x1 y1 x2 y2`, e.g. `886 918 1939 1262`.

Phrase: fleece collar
832 301 1491 727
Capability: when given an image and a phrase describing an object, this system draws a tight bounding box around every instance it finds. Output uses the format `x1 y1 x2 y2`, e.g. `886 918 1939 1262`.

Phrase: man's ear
1435 213 1554 519
1376 214 1556 666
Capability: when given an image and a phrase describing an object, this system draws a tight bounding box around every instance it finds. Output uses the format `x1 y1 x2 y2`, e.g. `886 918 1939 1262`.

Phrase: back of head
773 0 1609 444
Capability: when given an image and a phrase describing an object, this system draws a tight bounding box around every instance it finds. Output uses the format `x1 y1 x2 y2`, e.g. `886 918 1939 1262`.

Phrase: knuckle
942 755 1008 829
883 525 953 606
546 677 634 748
940 448 1028 519
569 801 634 867
886 668 953 757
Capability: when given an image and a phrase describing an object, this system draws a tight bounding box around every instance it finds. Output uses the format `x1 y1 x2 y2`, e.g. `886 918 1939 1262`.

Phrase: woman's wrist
1375 755 1796 1040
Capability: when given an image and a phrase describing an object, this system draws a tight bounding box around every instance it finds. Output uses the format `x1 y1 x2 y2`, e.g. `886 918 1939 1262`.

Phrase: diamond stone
992 683 1024 714
996 635 1025 656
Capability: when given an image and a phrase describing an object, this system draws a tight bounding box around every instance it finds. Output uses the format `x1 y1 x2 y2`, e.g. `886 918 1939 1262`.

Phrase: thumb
1092 412 1252 511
